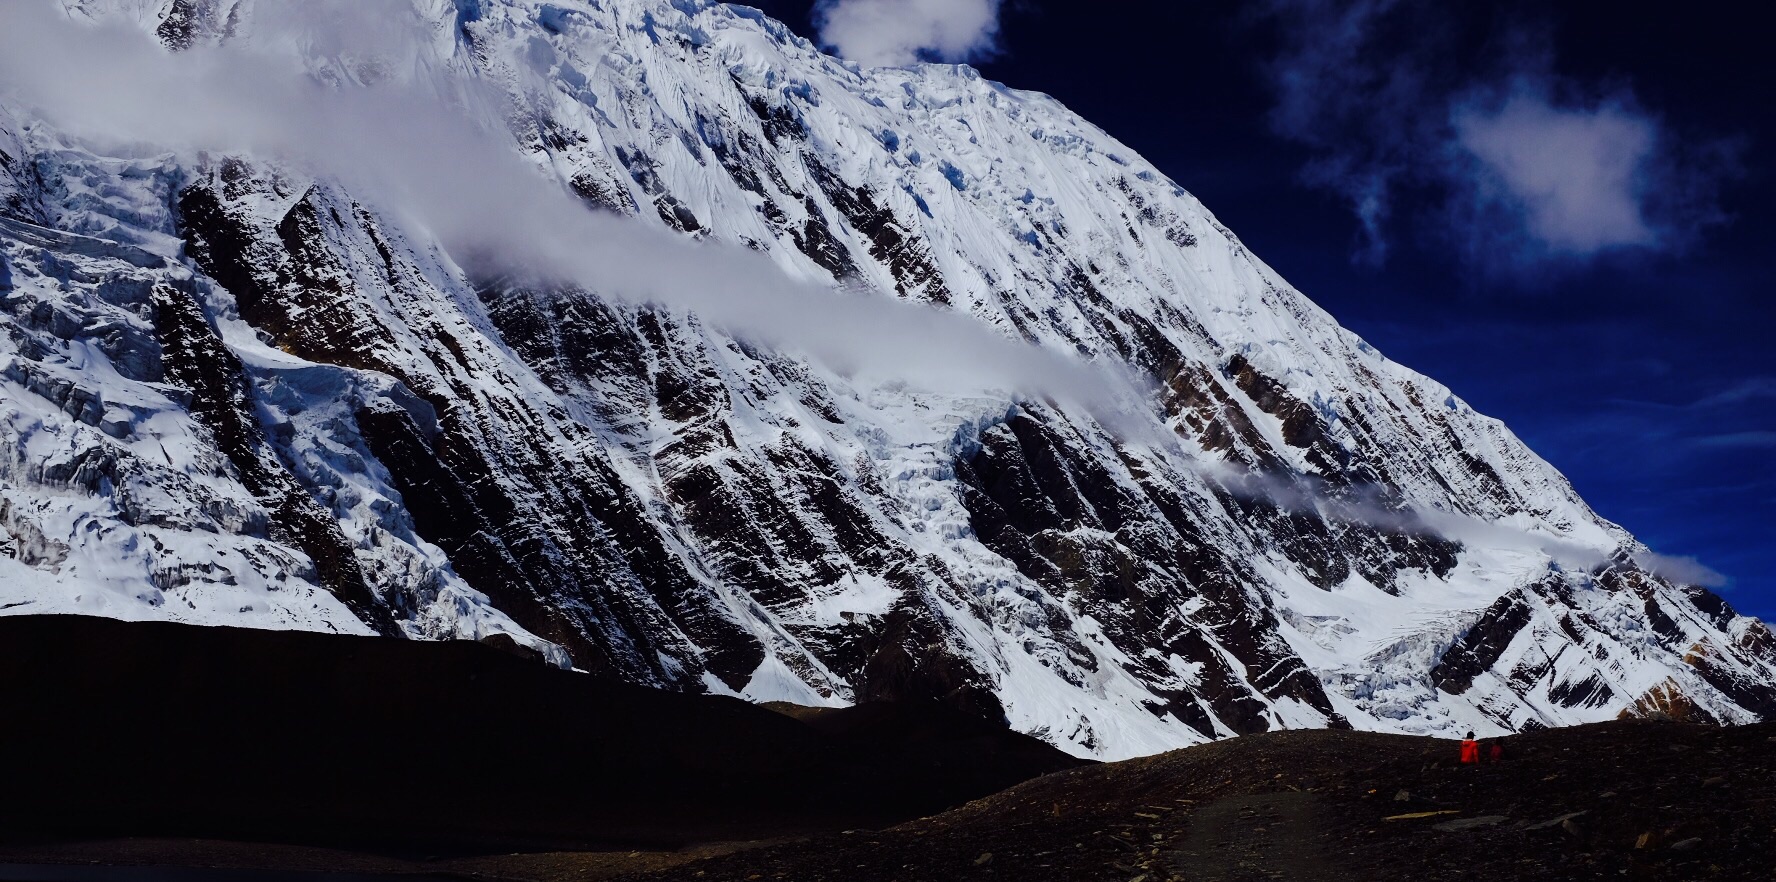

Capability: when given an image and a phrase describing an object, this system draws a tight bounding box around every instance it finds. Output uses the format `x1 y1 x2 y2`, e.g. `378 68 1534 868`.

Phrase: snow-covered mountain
2 0 1771 759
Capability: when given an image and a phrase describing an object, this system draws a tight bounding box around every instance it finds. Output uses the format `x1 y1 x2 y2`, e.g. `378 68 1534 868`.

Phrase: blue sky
750 0 1774 620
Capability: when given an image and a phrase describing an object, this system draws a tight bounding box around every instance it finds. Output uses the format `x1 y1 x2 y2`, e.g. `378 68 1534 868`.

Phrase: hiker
1460 731 1480 765
1487 740 1505 763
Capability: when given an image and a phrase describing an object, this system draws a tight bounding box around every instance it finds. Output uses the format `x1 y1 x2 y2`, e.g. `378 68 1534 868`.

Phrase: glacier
0 0 1771 759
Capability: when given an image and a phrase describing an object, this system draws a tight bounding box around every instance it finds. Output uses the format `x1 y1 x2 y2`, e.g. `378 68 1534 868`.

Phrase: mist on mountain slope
0 1 1146 417
0 0 1724 589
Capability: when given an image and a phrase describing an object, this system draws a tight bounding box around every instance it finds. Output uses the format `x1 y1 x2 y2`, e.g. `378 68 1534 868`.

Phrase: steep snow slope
1 0 1771 758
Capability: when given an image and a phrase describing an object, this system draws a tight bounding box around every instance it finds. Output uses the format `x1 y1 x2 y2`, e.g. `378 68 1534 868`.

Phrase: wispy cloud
1630 552 1729 589
1696 377 1776 408
1252 0 1740 269
1602 376 1776 420
1256 0 1436 264
0 1 1134 415
814 0 1003 68
1200 459 1730 587
1453 93 1656 253
1693 431 1776 450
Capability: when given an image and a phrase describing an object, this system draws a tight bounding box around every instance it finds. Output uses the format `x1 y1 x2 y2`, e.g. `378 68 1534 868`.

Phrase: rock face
2 0 1772 759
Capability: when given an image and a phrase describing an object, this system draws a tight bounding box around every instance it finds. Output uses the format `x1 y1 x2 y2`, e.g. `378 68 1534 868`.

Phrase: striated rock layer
1 0 1770 758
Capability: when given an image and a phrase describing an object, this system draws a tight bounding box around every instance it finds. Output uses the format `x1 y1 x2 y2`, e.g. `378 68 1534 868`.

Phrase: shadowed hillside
0 615 1082 853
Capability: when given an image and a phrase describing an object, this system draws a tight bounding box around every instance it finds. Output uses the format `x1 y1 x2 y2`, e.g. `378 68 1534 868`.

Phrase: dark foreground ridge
0 615 1081 852
3 616 1772 881
609 721 1774 882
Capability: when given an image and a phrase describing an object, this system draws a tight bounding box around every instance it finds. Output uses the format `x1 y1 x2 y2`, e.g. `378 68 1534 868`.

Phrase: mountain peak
2 0 1769 759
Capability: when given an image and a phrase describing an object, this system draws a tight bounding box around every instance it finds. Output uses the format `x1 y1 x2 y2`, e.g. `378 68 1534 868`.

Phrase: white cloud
0 1 1134 416
1454 93 1657 254
815 0 1002 68
1632 551 1729 588
1253 0 1737 268
1199 460 1730 587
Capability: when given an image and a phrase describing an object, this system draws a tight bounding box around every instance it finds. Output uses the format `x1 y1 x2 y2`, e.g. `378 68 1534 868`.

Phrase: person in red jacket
1460 731 1480 764
1487 740 1505 763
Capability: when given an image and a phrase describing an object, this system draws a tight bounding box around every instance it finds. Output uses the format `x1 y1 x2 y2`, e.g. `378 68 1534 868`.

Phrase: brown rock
1433 815 1509 832
1526 811 1588 831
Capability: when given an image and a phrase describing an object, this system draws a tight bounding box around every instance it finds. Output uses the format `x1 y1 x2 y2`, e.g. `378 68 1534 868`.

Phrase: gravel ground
597 720 1776 882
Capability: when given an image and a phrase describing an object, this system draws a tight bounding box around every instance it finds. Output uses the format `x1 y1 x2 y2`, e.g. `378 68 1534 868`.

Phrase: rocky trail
1171 791 1355 882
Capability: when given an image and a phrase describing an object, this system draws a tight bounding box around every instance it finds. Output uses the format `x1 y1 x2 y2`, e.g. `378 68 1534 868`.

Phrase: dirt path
1171 792 1357 882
